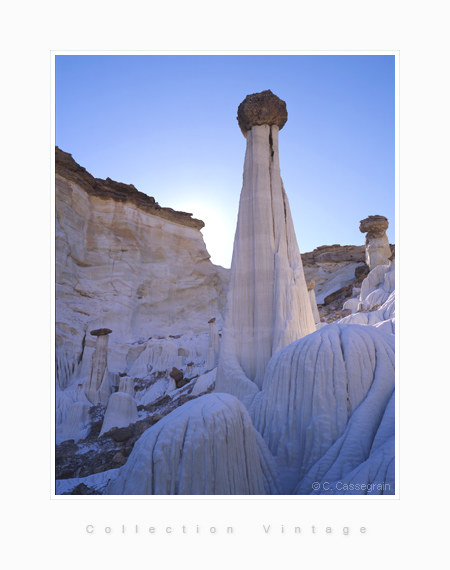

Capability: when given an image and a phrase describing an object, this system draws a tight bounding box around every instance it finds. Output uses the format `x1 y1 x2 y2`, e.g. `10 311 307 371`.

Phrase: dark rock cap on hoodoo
237 90 288 137
359 215 389 234
90 328 113 337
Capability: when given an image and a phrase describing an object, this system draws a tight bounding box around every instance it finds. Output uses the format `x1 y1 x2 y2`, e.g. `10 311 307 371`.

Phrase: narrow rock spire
84 328 113 405
216 91 315 403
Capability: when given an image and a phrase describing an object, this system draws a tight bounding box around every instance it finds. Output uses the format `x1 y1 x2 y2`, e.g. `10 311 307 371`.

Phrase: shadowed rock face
237 90 288 137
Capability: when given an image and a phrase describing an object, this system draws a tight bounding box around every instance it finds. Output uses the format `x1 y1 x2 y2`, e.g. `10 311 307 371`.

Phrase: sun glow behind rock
175 198 235 268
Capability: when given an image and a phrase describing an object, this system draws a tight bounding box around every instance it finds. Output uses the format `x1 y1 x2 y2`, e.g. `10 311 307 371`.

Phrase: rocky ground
56 379 215 492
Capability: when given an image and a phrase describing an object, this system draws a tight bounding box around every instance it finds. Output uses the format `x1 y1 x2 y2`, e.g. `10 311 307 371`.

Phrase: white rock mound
250 323 395 493
340 258 395 332
100 392 138 436
360 260 395 310
341 291 395 329
216 110 315 403
191 368 217 396
106 393 282 495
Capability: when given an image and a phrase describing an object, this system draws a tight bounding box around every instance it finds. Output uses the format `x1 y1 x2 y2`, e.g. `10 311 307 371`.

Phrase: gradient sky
55 55 395 268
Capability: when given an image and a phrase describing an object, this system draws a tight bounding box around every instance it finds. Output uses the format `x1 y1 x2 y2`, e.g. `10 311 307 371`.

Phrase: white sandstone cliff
55 147 229 390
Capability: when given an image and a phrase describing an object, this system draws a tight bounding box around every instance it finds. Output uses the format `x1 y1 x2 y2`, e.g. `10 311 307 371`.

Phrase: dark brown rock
94 464 110 474
169 367 184 384
359 215 389 235
90 328 112 336
144 394 171 411
111 426 134 442
355 263 370 280
237 90 288 137
111 452 127 465
389 245 395 261
324 286 350 306
63 483 102 495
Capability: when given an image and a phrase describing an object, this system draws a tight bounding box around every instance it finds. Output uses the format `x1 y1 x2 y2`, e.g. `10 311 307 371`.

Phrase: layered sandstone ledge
302 244 366 265
302 243 394 265
55 147 204 230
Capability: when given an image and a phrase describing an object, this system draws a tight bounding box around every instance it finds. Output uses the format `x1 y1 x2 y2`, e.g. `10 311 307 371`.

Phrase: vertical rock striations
250 323 395 493
216 91 315 403
105 394 282 495
359 215 391 271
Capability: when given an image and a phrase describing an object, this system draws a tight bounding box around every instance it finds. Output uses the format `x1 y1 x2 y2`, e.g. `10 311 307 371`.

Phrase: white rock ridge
191 367 217 396
250 323 395 493
216 102 315 403
105 393 282 495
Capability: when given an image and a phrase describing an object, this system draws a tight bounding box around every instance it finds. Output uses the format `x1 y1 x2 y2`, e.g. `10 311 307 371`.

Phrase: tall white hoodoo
216 91 315 403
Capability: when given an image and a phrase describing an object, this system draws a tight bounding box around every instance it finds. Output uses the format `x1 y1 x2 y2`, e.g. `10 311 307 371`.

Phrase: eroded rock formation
55 95 396 496
83 329 113 405
216 91 315 403
359 215 391 271
105 393 282 495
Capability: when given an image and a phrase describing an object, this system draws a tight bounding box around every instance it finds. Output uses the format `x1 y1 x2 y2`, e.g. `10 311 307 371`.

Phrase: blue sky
56 55 395 268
